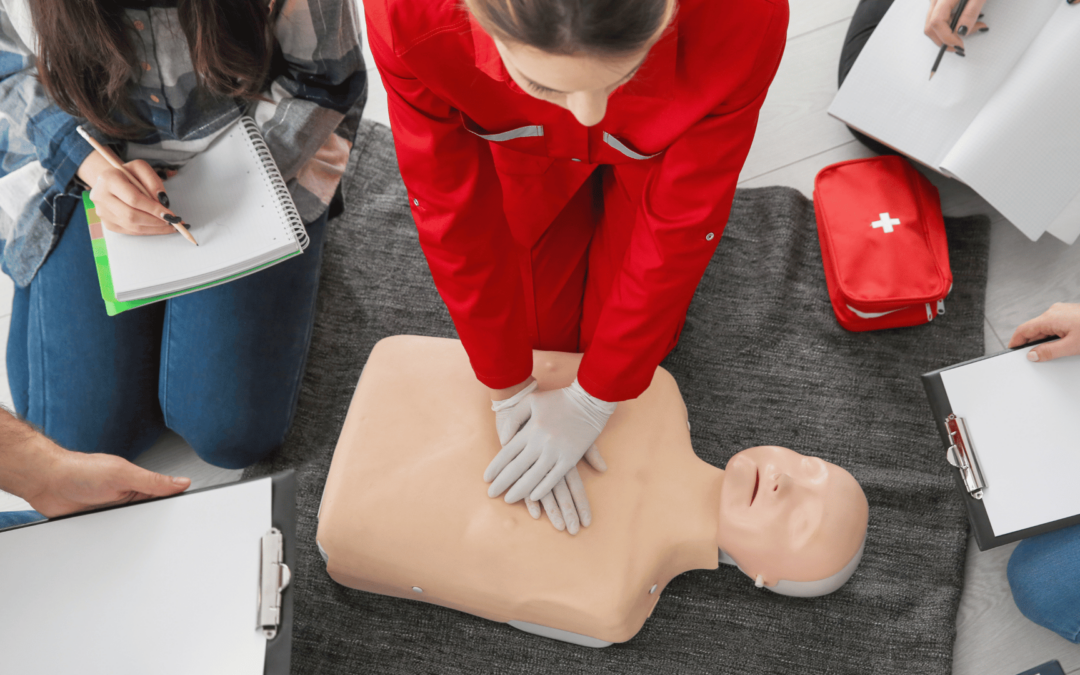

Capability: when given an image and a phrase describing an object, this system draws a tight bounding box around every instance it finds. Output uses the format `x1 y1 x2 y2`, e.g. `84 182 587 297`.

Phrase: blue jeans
5 205 327 469
0 510 45 529
1008 524 1080 643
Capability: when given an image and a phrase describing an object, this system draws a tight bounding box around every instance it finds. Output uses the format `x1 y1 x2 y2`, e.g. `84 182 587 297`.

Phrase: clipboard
0 471 296 674
922 340 1080 551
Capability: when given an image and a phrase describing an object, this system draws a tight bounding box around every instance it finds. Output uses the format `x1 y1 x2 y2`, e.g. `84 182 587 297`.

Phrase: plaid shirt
0 0 366 286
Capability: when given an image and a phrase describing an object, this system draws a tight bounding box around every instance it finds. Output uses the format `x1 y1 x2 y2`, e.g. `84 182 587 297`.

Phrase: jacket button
133 20 145 30
571 158 581 162
143 62 151 71
150 94 160 103
705 232 715 241
413 198 419 206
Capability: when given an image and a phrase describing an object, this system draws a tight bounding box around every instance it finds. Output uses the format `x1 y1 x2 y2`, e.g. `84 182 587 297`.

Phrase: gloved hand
523 447 608 535
485 379 616 515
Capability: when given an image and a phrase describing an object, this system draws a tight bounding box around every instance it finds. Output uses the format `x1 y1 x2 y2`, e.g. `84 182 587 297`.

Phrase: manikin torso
317 336 863 645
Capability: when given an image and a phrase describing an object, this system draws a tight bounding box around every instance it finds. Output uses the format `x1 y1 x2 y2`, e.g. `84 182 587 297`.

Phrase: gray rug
245 120 990 674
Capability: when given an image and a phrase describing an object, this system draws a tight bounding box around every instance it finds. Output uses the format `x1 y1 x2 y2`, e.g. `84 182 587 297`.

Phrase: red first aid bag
813 156 952 332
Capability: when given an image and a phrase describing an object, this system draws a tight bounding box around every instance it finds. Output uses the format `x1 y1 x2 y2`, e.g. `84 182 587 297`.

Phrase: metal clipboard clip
258 528 291 639
946 414 986 500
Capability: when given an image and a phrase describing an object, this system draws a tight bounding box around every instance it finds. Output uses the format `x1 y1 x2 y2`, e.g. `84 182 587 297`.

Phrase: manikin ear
718 540 866 597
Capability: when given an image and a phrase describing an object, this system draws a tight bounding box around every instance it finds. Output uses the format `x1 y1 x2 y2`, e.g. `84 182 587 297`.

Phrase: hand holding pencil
75 127 198 246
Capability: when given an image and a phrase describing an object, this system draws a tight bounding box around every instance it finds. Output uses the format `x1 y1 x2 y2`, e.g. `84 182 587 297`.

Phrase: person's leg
837 0 898 156
8 281 30 416
520 171 599 352
159 211 329 469
0 510 45 529
19 210 166 459
1007 524 1080 644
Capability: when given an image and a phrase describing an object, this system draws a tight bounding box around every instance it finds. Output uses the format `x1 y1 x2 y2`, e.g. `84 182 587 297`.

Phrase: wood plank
787 0 855 40
738 139 876 195
740 21 855 182
132 431 243 491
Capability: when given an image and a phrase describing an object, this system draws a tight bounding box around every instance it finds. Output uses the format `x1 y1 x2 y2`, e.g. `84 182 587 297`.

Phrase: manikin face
716 446 869 587
480 0 676 127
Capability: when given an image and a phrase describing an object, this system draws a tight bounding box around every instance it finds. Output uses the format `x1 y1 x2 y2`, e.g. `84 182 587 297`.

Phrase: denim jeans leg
159 211 329 469
18 209 167 459
1007 524 1080 643
8 281 30 416
0 510 46 530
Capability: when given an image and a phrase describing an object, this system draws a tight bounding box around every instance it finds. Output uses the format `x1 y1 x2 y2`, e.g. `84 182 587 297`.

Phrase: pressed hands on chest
486 378 616 535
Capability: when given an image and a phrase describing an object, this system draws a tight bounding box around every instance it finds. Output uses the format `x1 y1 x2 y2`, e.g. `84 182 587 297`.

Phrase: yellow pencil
75 126 198 246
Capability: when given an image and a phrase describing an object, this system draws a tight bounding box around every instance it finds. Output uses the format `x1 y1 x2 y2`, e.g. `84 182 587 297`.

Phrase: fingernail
163 214 182 224
181 221 190 230
957 25 968 36
580 512 591 527
157 191 169 207
172 476 190 485
955 49 965 57
1027 351 1039 362
978 13 984 18
979 26 989 32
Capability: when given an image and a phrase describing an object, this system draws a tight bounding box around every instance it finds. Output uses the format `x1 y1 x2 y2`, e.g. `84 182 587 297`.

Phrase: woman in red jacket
366 0 788 533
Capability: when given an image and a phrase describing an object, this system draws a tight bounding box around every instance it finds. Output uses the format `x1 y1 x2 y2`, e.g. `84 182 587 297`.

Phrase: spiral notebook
83 116 310 316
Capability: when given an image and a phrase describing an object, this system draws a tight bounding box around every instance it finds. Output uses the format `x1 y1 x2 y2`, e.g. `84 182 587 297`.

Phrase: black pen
929 0 970 80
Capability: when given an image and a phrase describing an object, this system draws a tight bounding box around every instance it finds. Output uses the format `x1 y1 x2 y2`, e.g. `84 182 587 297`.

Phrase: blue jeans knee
1007 524 1080 644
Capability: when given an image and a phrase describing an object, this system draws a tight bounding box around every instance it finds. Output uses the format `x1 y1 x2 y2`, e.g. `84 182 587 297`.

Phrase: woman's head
32 0 276 139
466 0 676 126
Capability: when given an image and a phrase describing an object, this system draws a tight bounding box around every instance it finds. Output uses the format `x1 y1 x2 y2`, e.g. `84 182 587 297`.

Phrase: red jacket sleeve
577 1 788 402
366 20 533 390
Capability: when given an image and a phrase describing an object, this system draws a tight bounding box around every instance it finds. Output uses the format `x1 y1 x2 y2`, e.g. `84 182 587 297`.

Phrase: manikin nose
566 91 607 127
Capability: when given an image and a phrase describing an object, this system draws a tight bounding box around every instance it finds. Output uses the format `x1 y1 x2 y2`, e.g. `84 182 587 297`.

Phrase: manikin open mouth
750 468 759 506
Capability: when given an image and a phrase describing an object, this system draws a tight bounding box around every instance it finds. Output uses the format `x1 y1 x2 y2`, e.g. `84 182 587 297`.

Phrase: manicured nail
955 48 965 57
957 25 968 36
978 13 984 18
1027 351 1040 362
979 26 989 32
157 191 169 207
163 213 182 224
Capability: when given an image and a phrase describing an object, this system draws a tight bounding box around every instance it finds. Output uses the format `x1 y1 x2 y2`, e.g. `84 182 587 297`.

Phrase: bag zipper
847 296 946 322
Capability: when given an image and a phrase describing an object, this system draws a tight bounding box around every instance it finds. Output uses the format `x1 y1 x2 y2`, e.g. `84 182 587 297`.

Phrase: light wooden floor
2 0 1080 671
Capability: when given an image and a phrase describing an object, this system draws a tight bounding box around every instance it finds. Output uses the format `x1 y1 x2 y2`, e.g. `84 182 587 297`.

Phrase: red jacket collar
470 12 678 101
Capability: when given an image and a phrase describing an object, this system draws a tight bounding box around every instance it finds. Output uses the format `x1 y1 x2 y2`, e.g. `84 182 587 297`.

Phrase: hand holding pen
75 127 198 245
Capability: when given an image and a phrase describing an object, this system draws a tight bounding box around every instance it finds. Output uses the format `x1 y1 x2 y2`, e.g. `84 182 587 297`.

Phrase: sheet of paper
0 478 272 675
104 122 296 298
941 3 1080 241
1046 189 1080 245
940 349 1080 536
828 0 1060 170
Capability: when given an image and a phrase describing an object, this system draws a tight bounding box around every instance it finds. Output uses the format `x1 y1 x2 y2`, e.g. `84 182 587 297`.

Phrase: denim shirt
0 0 366 286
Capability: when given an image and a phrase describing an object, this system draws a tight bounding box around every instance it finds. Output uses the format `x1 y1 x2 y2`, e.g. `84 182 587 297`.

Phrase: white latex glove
525 452 608 535
490 380 610 534
485 378 616 505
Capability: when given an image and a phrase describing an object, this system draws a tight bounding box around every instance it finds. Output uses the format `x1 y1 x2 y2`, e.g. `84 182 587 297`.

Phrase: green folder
83 191 301 317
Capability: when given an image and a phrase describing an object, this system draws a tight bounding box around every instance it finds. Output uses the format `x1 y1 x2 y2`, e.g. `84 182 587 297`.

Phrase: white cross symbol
871 213 901 234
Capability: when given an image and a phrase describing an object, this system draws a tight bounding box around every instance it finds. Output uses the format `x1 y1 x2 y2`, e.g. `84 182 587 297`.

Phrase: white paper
0 478 272 675
828 0 1059 170
941 3 1080 241
103 122 299 299
1046 189 1080 245
940 349 1080 536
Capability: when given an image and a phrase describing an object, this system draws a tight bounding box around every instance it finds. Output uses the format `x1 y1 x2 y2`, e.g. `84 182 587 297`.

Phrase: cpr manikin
317 336 869 646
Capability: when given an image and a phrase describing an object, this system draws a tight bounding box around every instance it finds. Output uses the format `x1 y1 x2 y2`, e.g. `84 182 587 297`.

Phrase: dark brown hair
468 0 671 57
32 0 275 139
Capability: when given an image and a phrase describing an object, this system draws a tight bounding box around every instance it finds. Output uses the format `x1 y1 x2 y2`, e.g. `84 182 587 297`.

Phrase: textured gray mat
245 120 990 674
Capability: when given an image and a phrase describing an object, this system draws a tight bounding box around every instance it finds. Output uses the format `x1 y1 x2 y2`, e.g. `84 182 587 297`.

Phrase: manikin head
716 446 869 597
465 0 677 127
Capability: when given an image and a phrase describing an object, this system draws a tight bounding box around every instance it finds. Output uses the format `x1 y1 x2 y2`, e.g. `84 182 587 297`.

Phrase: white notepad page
104 120 302 300
0 478 272 675
941 3 1080 241
939 349 1080 536
828 0 1059 171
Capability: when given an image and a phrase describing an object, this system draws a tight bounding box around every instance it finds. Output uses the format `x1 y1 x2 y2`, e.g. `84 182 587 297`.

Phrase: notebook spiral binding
238 116 310 251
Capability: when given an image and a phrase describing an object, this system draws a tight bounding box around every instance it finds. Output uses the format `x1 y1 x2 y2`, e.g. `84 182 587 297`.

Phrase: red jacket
365 0 788 402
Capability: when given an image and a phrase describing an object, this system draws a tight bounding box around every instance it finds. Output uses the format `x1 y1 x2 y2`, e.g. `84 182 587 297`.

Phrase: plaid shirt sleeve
0 1 96 285
252 0 367 219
